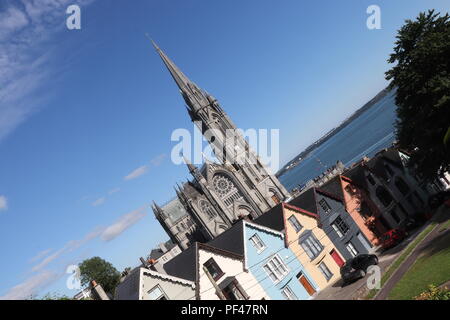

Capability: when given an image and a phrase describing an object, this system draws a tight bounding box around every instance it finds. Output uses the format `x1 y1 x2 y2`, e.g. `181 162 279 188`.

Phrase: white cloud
0 0 95 143
101 208 147 241
31 248 66 273
124 165 149 181
91 197 106 207
0 270 61 300
150 153 167 167
108 187 121 195
3 205 146 299
29 248 53 263
0 195 8 211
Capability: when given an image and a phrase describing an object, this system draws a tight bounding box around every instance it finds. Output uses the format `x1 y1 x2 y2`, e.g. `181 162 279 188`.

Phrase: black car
428 190 450 209
340 254 379 285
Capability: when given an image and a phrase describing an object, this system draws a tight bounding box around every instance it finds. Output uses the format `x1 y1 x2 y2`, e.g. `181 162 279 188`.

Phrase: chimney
159 242 168 253
91 280 97 287
140 257 149 268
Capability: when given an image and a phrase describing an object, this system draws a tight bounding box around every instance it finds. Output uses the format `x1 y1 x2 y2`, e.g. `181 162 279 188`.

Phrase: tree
386 10 450 181
78 257 121 295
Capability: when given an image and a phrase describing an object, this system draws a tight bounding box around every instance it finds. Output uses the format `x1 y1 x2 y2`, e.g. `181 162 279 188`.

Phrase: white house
115 267 195 300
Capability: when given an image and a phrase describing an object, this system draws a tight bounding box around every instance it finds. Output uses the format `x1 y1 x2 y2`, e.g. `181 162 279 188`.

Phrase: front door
330 249 345 267
297 272 316 296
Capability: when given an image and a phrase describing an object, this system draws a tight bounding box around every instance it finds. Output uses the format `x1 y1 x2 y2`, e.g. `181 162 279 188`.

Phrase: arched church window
394 177 410 196
212 173 245 208
376 186 393 207
199 200 216 220
269 189 281 205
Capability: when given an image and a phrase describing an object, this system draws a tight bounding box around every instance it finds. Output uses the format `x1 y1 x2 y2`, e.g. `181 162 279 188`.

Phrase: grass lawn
365 223 437 299
388 231 450 300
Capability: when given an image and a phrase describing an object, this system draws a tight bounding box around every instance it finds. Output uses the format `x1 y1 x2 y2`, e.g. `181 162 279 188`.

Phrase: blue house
208 219 319 300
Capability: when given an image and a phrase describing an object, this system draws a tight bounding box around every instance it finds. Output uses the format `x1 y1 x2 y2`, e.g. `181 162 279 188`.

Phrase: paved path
375 207 450 300
314 204 450 300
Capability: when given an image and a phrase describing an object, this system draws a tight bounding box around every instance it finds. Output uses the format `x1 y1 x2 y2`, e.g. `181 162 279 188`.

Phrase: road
313 205 449 300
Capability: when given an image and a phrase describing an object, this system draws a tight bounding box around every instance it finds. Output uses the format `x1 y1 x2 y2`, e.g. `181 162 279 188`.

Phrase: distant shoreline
276 87 393 178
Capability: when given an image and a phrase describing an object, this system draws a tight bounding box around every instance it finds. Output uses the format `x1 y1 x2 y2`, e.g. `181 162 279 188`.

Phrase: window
300 232 324 260
148 285 167 300
385 164 394 177
376 186 393 207
249 234 266 253
319 199 331 213
331 216 349 238
199 200 216 220
390 208 401 224
318 262 333 281
288 215 303 233
395 177 410 196
204 258 224 281
346 242 358 257
222 280 248 300
263 255 289 283
281 286 298 300
367 174 376 185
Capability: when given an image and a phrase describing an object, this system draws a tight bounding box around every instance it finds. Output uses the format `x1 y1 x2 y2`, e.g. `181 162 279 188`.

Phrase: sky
0 0 449 299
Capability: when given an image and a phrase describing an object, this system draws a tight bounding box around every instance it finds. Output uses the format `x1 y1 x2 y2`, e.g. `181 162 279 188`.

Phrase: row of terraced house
115 147 449 300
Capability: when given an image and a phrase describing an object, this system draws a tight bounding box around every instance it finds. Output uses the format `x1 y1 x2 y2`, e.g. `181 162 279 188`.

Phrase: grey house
289 188 371 261
343 148 432 229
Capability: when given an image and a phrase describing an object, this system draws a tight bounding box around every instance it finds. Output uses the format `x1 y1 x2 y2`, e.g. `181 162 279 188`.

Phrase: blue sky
0 0 449 299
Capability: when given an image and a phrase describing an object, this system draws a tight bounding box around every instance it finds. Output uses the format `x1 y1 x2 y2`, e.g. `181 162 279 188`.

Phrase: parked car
381 228 407 250
340 254 379 285
403 215 426 232
428 190 450 209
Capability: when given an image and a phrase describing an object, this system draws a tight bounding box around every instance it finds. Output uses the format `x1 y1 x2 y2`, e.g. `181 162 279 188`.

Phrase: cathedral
151 42 290 250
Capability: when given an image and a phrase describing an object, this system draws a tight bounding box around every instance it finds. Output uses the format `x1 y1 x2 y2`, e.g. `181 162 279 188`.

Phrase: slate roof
149 240 178 260
320 175 345 200
162 197 189 223
289 188 318 214
253 203 284 232
207 220 246 256
163 245 197 282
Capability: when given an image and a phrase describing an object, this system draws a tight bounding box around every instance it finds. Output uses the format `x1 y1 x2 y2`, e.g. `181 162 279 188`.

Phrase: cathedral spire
151 40 209 113
151 40 193 93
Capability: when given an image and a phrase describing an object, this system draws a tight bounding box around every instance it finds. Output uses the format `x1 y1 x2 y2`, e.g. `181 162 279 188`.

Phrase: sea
279 89 398 192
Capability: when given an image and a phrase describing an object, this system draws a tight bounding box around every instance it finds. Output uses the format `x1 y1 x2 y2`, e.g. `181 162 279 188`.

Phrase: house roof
207 220 246 256
149 240 178 260
142 268 195 287
320 175 345 200
253 203 285 232
289 188 318 214
163 245 197 282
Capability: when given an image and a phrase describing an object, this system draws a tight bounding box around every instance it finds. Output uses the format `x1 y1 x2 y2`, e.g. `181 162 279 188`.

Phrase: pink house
321 175 387 246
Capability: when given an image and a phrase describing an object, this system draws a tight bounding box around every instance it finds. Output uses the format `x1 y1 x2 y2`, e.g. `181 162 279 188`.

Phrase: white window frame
147 285 167 300
263 254 289 284
249 234 266 253
319 199 331 213
281 285 298 300
288 215 303 233
318 262 333 281
346 242 358 257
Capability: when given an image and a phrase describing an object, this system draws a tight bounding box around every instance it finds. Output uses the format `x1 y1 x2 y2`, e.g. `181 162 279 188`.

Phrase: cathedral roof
161 197 189 223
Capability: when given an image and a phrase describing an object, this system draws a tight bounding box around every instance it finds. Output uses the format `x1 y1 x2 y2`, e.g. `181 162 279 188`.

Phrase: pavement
313 204 450 300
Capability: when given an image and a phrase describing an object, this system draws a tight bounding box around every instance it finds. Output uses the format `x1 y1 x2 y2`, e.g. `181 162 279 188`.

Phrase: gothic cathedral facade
151 42 290 250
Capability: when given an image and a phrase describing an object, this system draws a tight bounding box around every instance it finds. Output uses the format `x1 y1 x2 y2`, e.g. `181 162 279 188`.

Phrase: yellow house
255 203 345 290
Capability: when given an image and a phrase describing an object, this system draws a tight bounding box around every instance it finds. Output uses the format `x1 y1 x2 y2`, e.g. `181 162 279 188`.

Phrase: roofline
283 203 319 219
315 187 344 203
141 268 195 288
243 220 285 239
197 242 245 261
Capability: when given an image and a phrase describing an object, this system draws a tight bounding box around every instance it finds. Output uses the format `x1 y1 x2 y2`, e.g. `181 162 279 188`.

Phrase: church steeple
151 40 211 114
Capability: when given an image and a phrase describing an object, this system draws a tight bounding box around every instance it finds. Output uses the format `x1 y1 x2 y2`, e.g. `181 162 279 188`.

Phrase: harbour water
279 90 398 191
